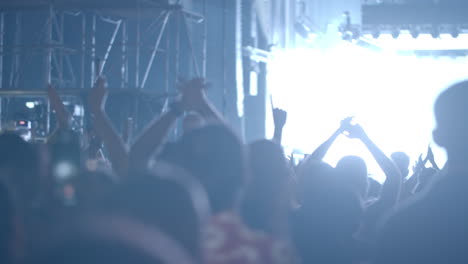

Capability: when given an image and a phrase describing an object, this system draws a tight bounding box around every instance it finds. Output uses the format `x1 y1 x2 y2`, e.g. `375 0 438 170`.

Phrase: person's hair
183 112 205 134
73 170 115 208
49 129 82 173
292 161 363 264
28 216 194 264
241 140 290 235
0 182 14 264
296 160 336 205
433 81 468 156
391 152 410 178
0 182 25 264
0 132 40 205
32 239 164 264
102 170 202 262
175 124 246 213
335 156 369 198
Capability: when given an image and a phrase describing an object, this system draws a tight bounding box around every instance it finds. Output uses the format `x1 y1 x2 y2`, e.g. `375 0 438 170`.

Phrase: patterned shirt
203 212 295 264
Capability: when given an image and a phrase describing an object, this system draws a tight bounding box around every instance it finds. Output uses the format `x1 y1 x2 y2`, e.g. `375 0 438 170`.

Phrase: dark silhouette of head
183 113 205 134
391 152 410 178
0 182 16 264
175 124 246 214
73 171 115 208
103 170 205 262
335 156 368 199
0 132 41 207
242 140 290 235
29 216 194 264
296 160 336 205
433 81 468 163
292 160 363 264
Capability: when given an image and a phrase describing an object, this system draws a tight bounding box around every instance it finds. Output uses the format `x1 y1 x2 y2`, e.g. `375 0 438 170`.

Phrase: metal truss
0 0 206 139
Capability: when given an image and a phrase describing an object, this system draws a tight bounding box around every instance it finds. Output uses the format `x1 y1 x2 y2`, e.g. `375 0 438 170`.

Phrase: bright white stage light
268 43 468 181
25 102 35 109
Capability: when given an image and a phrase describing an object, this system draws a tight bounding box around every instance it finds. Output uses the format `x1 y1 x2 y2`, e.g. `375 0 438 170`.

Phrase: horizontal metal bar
0 89 177 97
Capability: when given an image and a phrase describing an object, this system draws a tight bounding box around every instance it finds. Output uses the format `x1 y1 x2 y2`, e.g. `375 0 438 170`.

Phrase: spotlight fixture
431 26 440 39
450 26 460 38
391 28 400 39
371 27 381 39
410 26 420 39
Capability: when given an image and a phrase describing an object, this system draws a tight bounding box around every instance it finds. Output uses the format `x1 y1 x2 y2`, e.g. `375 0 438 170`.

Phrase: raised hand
345 124 367 140
177 77 224 123
339 116 354 133
88 77 108 113
425 145 440 170
273 108 288 129
412 154 426 174
47 84 71 128
177 78 209 112
426 146 435 162
87 76 129 178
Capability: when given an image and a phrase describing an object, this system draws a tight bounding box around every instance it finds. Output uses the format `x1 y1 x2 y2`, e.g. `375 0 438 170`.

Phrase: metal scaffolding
0 0 206 138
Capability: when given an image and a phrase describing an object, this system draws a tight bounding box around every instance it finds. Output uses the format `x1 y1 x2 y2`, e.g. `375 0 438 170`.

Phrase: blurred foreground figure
376 81 468 264
27 215 194 264
175 124 295 264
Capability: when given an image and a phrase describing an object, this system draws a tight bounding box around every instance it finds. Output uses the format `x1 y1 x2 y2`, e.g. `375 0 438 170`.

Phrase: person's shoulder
376 172 468 264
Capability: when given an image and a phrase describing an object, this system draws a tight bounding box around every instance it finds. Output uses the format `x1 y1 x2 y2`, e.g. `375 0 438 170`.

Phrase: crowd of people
0 75 467 264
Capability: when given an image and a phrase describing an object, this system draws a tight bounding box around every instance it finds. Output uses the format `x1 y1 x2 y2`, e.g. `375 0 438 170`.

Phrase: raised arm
426 146 440 171
180 78 224 123
129 78 217 168
88 77 129 178
348 124 402 207
306 117 352 161
129 103 182 168
47 84 72 129
346 124 402 240
272 108 287 144
400 155 425 200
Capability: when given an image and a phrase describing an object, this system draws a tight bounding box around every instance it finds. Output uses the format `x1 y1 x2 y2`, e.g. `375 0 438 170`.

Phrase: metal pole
98 18 122 76
175 11 181 82
10 13 21 88
222 0 227 116
81 13 86 89
135 3 141 88
0 13 4 130
164 26 169 97
182 12 201 77
121 20 128 89
90 14 96 86
0 13 4 89
45 4 53 86
202 0 208 78
59 12 64 86
46 101 51 134
141 11 171 90
283 0 289 47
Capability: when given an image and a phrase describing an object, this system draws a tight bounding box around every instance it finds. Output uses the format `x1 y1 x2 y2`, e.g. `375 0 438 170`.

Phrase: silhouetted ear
433 128 444 148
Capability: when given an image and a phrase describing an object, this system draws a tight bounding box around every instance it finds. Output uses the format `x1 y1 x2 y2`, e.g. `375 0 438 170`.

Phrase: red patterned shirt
203 212 295 264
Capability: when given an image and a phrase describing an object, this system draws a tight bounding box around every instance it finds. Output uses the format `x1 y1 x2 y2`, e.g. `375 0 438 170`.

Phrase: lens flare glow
268 43 468 180
25 102 35 109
